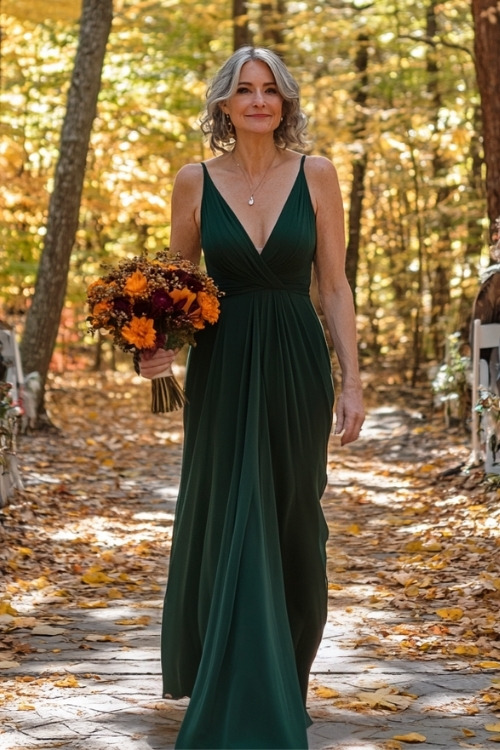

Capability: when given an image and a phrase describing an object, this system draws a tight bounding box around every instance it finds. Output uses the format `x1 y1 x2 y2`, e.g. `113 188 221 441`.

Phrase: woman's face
221 60 283 138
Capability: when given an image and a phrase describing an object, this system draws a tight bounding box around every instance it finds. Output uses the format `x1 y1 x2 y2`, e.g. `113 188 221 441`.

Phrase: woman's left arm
306 156 365 445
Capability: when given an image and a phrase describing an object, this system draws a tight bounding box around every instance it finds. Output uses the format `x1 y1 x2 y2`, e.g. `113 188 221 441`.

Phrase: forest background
1 0 500 410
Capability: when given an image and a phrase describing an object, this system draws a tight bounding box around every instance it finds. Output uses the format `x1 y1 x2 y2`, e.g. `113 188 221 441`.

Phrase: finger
140 349 175 366
341 417 364 445
141 359 172 374
333 399 346 434
335 421 345 435
139 349 177 379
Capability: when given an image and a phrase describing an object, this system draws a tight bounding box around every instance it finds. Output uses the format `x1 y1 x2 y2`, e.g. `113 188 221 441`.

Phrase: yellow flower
123 270 148 297
197 291 220 323
121 316 156 349
169 288 197 312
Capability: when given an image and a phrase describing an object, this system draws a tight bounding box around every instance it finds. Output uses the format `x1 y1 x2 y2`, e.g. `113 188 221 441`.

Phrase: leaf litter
0 370 499 743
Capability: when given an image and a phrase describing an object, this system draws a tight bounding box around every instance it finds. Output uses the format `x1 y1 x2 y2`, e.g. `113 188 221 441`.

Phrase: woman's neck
230 140 281 175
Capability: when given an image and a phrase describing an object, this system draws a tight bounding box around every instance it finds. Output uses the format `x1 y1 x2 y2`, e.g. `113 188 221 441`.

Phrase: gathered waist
219 285 311 299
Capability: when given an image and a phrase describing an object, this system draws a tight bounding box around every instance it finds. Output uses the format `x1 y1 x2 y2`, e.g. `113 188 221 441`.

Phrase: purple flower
151 289 174 313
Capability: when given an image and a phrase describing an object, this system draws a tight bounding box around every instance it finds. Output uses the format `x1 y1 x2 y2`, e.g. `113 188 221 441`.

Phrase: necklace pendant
248 195 255 206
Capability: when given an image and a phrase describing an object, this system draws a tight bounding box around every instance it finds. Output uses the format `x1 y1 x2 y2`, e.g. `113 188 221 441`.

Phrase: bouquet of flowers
86 250 222 413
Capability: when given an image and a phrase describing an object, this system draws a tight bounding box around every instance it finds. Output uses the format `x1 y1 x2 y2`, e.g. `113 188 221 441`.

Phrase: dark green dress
161 155 334 749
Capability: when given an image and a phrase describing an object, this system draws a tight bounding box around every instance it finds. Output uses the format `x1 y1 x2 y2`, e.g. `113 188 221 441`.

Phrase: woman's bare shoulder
172 163 204 211
303 155 341 212
304 154 338 180
174 162 204 187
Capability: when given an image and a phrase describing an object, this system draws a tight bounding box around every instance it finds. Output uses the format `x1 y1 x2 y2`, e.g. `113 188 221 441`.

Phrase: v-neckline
203 158 303 256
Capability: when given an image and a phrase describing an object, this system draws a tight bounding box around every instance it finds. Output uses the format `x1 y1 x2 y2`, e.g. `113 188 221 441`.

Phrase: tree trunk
471 0 500 234
19 0 113 415
233 0 251 50
260 1 285 49
408 144 425 387
345 34 369 301
426 0 452 360
465 103 484 259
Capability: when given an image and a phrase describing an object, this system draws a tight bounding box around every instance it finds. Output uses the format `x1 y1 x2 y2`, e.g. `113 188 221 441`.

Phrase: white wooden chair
0 324 25 505
0 324 25 404
471 319 500 471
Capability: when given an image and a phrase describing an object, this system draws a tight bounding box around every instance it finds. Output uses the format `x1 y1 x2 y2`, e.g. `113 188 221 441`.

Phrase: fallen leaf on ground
355 686 415 711
0 602 19 616
81 568 115 585
115 615 151 626
392 733 426 743
313 686 340 699
53 675 80 688
436 607 464 621
461 728 475 737
84 634 123 642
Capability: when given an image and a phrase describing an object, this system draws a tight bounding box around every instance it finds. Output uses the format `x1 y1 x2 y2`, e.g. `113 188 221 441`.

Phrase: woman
141 46 364 749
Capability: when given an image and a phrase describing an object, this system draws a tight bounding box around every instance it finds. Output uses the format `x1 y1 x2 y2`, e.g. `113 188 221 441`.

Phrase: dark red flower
175 270 203 291
151 289 174 313
113 297 132 315
133 300 152 318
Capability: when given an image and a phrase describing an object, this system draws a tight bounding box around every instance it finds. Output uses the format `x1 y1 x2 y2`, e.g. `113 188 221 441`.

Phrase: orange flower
123 270 148 297
121 316 156 349
91 300 112 325
189 308 205 330
169 288 197 312
87 279 106 294
197 291 220 323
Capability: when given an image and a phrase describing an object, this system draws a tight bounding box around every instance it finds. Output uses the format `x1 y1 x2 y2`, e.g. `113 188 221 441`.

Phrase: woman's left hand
334 384 365 446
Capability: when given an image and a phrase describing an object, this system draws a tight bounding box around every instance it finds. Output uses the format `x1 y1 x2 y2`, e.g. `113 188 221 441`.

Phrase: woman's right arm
169 163 204 263
140 163 203 378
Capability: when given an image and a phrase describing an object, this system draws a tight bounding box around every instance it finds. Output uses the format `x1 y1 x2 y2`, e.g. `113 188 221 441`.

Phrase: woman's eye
235 85 279 95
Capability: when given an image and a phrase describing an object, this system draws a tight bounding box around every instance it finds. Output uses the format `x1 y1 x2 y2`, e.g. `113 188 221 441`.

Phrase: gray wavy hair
200 46 308 153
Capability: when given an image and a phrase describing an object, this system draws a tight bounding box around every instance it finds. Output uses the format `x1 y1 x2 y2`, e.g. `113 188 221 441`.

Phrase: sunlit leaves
2 0 82 22
0 0 485 411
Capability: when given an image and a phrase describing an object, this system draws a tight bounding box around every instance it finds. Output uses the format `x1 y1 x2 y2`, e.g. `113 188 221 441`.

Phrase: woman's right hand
139 349 177 380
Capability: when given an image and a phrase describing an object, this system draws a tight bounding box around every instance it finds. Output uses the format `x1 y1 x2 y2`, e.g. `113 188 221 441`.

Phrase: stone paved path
0 395 497 749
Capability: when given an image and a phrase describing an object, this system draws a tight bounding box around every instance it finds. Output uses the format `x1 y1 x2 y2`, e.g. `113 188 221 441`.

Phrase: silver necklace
232 151 278 206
